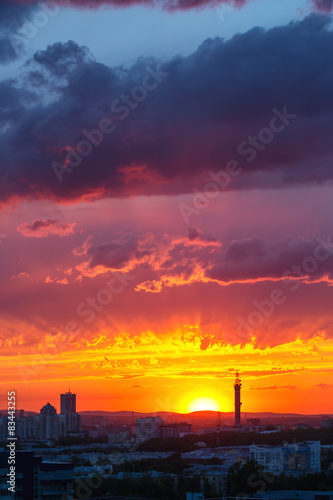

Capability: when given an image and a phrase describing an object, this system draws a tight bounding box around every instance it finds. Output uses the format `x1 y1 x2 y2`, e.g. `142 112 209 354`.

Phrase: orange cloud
17 218 76 238
250 385 297 390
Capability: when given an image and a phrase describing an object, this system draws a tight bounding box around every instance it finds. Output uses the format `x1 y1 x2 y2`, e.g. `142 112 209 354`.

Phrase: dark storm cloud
28 41 93 77
61 0 333 11
187 227 216 242
0 0 40 63
85 232 333 286
0 81 36 124
187 228 202 241
314 0 333 12
3 0 328 12
31 0 246 9
87 236 151 269
1 15 333 205
206 236 333 284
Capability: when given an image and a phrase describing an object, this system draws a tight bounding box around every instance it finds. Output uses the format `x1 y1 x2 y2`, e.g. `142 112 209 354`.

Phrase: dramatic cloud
0 81 36 126
1 15 333 206
28 40 93 78
109 232 333 291
187 227 216 243
86 235 152 271
17 218 76 237
3 0 331 13
1 0 333 414
60 0 333 11
0 0 41 63
3 0 246 11
77 232 333 290
206 236 333 284
314 0 333 12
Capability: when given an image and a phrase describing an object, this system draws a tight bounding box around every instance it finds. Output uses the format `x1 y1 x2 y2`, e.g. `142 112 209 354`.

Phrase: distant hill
78 410 333 427
1 409 330 428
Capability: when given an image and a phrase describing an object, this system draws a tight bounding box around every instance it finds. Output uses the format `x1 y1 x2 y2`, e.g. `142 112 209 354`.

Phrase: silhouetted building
2 394 81 443
0 417 7 441
39 460 74 499
17 417 39 439
136 416 164 443
0 451 73 499
246 418 263 433
295 423 310 430
60 390 76 414
160 422 192 438
108 431 130 445
179 422 193 435
35 402 61 440
247 418 262 426
321 418 333 429
80 415 107 427
200 466 228 496
59 390 82 435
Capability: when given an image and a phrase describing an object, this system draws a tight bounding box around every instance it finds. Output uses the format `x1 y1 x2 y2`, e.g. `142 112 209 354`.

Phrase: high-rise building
60 390 76 414
59 390 81 435
234 371 242 428
35 402 61 440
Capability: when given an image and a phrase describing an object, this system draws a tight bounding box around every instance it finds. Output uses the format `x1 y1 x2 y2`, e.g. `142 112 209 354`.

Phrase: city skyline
1 0 333 414
3 379 333 417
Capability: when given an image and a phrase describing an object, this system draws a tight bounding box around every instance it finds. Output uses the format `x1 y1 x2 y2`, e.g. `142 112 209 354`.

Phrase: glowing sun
187 397 221 413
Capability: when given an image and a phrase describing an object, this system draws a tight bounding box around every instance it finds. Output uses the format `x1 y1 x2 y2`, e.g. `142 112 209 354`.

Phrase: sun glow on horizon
187 396 221 413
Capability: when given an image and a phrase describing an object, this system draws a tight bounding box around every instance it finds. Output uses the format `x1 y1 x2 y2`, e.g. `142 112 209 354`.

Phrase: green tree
227 460 274 497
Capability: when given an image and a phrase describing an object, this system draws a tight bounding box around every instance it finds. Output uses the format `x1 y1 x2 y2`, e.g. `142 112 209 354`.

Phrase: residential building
136 416 164 443
17 418 39 439
200 466 228 496
0 451 73 500
160 422 192 439
108 431 130 445
35 403 61 440
246 418 264 433
39 461 74 499
295 423 310 430
250 441 321 474
321 418 333 429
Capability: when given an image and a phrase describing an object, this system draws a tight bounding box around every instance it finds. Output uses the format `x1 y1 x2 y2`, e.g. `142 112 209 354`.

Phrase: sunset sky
1 0 333 414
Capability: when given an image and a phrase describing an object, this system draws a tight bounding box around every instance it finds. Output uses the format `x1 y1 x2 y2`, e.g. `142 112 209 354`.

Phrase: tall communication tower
216 411 221 446
234 370 242 428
